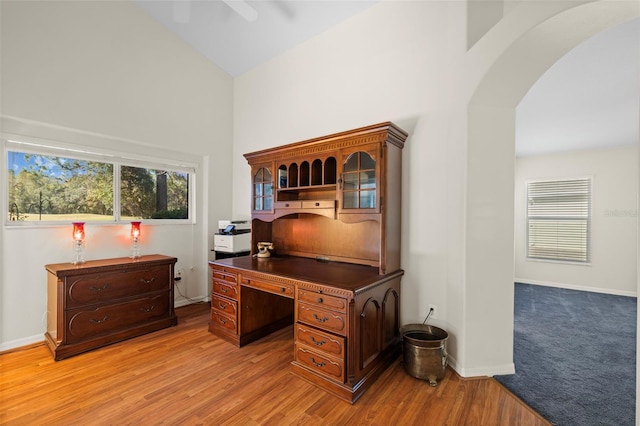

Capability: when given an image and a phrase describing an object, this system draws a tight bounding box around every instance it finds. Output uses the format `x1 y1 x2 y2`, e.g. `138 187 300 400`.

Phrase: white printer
214 220 251 254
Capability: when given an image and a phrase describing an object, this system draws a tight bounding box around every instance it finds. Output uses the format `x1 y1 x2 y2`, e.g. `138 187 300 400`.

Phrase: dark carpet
495 283 636 426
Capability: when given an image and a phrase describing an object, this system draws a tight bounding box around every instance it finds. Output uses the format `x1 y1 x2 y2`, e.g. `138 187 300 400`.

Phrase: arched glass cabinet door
342 151 376 209
253 167 273 211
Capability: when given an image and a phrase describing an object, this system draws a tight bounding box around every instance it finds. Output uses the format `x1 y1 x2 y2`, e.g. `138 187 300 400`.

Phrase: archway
463 0 639 387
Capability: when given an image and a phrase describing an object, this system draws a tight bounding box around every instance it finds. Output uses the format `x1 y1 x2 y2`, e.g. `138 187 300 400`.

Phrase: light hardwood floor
0 303 550 425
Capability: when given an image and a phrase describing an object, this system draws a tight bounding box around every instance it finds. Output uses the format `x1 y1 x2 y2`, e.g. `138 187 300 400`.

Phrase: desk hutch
208 122 408 403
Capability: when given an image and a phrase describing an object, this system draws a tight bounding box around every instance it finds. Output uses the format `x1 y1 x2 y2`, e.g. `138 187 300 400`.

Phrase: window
6 140 193 223
526 178 591 263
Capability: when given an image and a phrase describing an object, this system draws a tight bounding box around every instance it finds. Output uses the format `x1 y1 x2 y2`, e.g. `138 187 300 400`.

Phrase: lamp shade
131 221 141 238
72 222 85 241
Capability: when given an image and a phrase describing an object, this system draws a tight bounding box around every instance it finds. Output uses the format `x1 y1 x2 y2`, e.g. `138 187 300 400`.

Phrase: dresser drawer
295 344 345 383
66 265 170 309
212 280 239 300
210 311 238 334
297 303 347 335
65 293 170 343
296 323 345 358
240 276 294 298
211 294 238 317
297 289 347 313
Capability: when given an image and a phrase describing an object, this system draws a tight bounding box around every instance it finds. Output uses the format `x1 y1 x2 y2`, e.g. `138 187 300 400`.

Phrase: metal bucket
400 324 448 386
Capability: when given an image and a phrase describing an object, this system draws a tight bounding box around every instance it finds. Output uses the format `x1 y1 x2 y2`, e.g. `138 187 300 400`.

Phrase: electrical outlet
428 304 437 319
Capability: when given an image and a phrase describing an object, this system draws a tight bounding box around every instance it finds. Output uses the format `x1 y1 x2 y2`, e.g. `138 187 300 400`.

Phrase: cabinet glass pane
264 197 272 211
343 172 358 190
361 152 375 170
255 197 263 210
263 169 272 181
344 153 358 172
343 192 358 209
254 183 263 197
360 170 376 189
360 190 376 209
264 183 273 196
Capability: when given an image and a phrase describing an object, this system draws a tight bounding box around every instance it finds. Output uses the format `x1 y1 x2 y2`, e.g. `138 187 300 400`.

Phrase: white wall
0 1 234 349
515 145 638 296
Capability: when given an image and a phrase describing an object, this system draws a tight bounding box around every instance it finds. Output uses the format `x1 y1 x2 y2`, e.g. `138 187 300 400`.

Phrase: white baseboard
447 354 515 378
0 334 44 352
175 295 210 308
515 278 637 298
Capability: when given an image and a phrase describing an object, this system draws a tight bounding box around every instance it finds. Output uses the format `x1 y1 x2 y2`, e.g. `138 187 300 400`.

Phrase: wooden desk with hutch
208 122 408 403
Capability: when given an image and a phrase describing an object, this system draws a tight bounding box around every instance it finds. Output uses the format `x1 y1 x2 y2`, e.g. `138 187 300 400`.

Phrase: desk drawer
210 311 237 334
297 303 347 335
211 295 237 317
274 201 302 209
240 277 294 298
296 323 345 358
212 280 239 300
297 289 347 313
301 200 335 209
295 344 345 383
211 268 238 285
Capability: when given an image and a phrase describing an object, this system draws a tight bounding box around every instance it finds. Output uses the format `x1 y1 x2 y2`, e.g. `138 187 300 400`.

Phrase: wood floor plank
0 303 550 425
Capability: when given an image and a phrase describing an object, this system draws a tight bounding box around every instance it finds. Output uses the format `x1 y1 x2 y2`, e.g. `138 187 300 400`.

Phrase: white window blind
527 178 591 263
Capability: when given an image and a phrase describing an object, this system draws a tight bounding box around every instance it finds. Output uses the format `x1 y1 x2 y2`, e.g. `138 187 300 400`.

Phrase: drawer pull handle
89 316 109 324
90 284 109 292
140 277 156 284
140 305 155 313
310 337 326 346
285 203 290 207
217 302 227 309
317 297 323 303
315 202 320 207
313 314 329 323
220 287 228 293
280 287 286 293
310 357 326 368
218 317 227 324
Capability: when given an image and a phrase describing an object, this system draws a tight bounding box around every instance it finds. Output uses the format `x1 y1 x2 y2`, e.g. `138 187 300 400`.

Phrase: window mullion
114 163 121 221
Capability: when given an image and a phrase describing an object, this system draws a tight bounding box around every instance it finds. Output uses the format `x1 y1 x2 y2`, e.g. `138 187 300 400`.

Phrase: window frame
526 177 592 265
4 135 196 226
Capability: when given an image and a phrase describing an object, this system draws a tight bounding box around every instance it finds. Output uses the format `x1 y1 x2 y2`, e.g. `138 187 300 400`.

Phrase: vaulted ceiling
133 1 639 157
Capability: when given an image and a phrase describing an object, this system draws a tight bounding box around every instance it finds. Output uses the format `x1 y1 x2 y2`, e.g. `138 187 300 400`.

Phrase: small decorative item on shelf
71 222 85 265
256 241 274 258
130 221 141 259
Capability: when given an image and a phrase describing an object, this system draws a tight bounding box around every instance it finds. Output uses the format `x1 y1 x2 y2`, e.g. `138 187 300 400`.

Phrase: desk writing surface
210 255 396 291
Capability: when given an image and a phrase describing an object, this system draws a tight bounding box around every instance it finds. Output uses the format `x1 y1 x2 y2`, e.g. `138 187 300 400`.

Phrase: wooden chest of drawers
45 255 177 360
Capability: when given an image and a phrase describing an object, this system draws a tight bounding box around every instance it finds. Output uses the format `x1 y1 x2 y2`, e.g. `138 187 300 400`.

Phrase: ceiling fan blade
221 0 258 22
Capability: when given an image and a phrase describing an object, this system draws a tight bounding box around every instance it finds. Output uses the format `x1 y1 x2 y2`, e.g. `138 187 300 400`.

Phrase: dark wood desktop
208 122 408 403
